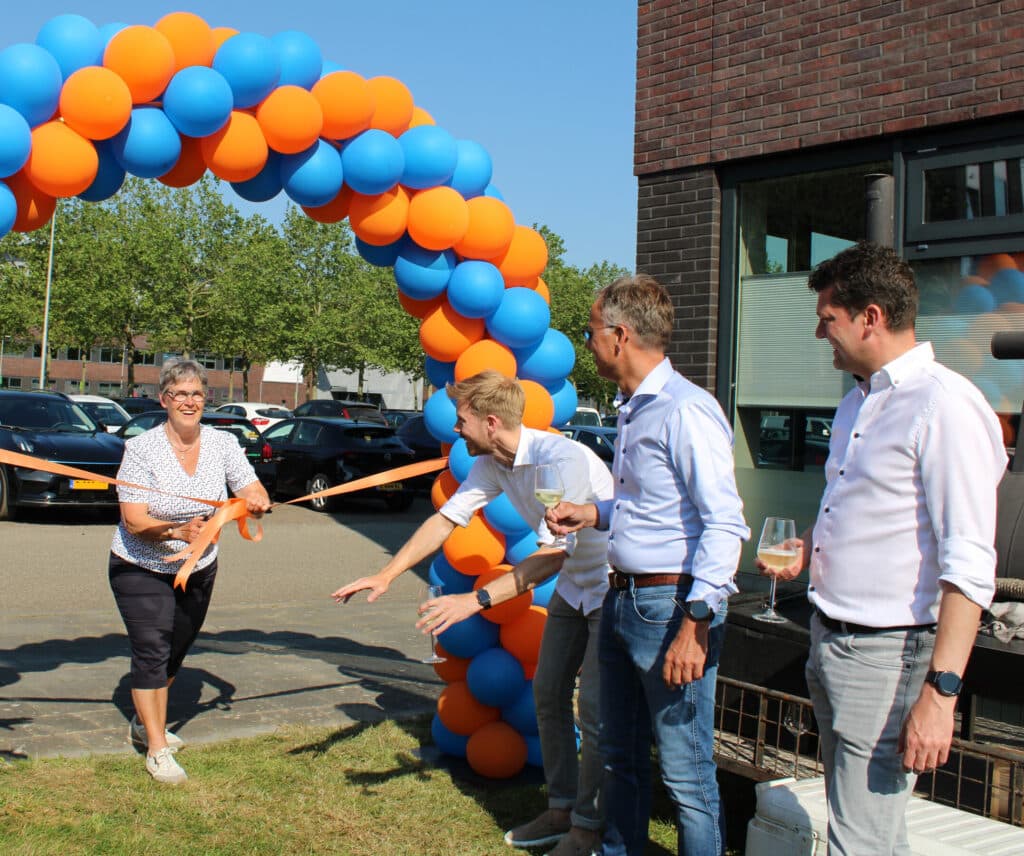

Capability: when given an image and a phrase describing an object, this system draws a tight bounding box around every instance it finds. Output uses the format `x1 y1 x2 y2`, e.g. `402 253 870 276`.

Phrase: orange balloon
474 566 532 625
211 27 239 50
443 512 506 575
978 253 1017 281
200 110 268 182
312 71 375 140
23 122 98 198
159 135 207 187
466 721 528 779
440 442 453 456
155 11 216 71
437 681 499 736
256 86 324 154
520 380 554 430
103 25 176 104
492 225 549 286
420 300 486 362
1012 253 1024 271
455 339 517 382
348 186 410 246
6 172 56 232
454 196 515 260
407 186 469 251
530 277 551 305
431 469 460 510
399 290 445 320
500 605 548 666
409 106 435 127
367 76 414 136
303 185 355 224
433 643 470 682
59 66 132 140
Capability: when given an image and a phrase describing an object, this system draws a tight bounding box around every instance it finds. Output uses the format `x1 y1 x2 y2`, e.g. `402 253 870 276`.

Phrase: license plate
376 482 403 492
71 479 109 490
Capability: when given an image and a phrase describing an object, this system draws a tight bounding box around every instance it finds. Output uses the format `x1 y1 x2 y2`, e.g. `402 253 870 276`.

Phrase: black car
383 409 420 428
115 410 273 484
0 389 125 519
260 416 417 511
292 399 387 425
112 396 164 416
396 415 443 491
560 425 618 468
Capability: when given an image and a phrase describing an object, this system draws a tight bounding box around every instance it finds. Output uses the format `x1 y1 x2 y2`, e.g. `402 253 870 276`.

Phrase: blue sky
5 2 639 271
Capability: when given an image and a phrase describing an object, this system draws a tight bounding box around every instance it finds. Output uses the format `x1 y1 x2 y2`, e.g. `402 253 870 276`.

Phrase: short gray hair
597 274 674 351
159 358 208 393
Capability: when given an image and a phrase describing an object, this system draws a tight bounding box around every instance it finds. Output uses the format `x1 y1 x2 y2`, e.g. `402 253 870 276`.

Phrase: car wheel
384 493 414 512
307 473 337 513
0 466 13 521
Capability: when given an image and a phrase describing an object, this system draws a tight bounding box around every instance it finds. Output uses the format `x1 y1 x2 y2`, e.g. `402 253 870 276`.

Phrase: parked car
214 402 292 432
601 414 618 428
115 410 272 483
68 394 131 433
567 407 602 427
560 425 618 468
382 409 420 428
0 389 125 519
292 398 387 425
112 396 163 416
260 416 417 511
396 415 443 491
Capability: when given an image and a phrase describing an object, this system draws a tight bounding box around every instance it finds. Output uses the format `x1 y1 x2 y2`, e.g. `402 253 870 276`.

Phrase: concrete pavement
0 497 445 759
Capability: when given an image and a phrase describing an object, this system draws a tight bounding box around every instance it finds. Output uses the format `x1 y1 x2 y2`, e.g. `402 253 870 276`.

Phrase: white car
68 394 132 433
214 402 292 432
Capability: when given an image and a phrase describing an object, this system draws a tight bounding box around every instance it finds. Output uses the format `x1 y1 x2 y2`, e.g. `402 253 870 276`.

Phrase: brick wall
636 0 1024 175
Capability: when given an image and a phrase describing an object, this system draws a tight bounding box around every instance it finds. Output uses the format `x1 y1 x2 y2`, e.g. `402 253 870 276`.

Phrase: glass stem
767 575 778 609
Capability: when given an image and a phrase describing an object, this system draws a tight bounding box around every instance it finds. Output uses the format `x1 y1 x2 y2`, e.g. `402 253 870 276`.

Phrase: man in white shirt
332 370 613 856
760 242 1007 855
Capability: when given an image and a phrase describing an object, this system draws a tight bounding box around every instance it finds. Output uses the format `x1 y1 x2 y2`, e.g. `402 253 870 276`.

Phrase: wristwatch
475 589 493 611
925 670 963 697
683 600 714 622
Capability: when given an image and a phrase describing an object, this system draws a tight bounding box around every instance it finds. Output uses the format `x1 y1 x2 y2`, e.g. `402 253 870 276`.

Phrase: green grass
0 718 690 855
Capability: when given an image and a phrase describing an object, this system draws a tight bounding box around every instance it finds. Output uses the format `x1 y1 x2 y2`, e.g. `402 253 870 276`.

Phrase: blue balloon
36 14 102 80
990 268 1024 305
484 183 504 201
280 140 343 207
483 492 532 536
357 236 405 267
162 66 233 138
525 733 543 767
467 648 526 708
231 151 283 202
429 554 475 593
438 613 499 659
505 529 539 566
447 260 505 319
98 22 128 47
546 378 579 428
78 140 125 202
447 140 493 199
448 438 477 483
953 284 997 315
425 356 455 390
0 43 63 127
531 575 558 609
515 329 576 385
0 182 16 238
271 30 322 89
501 682 538 736
486 287 551 350
0 104 32 177
394 243 456 301
398 125 458 190
110 107 182 178
432 713 468 758
424 387 458 444
341 129 404 195
320 59 344 78
213 33 281 109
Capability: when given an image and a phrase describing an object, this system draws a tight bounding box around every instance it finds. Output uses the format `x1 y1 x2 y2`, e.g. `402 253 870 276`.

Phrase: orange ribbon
0 448 449 590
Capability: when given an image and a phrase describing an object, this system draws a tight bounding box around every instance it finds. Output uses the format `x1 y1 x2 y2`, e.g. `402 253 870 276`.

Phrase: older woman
109 358 270 784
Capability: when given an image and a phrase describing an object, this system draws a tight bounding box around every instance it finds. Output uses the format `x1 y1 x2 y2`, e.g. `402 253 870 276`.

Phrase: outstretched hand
417 592 480 636
331 573 390 604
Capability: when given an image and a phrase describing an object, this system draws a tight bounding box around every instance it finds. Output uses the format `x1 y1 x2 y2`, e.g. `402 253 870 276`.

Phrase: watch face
685 601 712 621
934 672 962 696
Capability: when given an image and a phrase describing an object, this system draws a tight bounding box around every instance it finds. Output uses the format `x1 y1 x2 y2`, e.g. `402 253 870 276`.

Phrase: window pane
924 159 1024 223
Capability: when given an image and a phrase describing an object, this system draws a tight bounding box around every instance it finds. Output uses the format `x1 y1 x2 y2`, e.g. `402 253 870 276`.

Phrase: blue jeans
599 582 726 856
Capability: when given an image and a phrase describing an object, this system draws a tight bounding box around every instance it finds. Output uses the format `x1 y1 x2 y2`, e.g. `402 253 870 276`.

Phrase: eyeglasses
164 391 206 404
583 325 617 343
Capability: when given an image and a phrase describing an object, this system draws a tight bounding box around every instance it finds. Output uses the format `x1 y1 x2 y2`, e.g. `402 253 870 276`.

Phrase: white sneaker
130 715 184 752
146 747 188 784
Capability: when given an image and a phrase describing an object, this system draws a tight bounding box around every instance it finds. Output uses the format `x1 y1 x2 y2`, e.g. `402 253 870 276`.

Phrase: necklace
165 425 199 457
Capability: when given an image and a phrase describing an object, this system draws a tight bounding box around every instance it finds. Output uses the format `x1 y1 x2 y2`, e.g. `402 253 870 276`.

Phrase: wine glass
420 584 447 664
534 463 567 549
753 517 797 623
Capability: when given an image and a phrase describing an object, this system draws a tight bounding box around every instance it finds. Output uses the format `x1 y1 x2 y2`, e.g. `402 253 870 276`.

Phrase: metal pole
39 204 57 389
0 335 5 388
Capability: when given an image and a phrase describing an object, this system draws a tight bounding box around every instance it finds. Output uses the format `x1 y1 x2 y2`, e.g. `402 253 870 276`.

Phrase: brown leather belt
608 569 693 590
814 608 935 635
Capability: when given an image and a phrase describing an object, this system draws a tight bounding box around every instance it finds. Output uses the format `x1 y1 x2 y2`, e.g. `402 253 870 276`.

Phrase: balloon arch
0 11 584 778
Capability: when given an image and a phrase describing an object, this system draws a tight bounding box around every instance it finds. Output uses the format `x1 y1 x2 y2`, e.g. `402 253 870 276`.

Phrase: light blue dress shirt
595 358 749 611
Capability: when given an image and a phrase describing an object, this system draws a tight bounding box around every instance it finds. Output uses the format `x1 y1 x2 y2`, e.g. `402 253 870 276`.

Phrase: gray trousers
534 590 604 831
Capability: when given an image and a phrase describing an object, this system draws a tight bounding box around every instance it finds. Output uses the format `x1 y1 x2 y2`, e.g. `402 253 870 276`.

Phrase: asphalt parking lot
0 497 444 759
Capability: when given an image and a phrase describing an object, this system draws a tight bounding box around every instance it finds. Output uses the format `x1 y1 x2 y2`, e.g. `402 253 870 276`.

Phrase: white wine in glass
753 517 797 623
420 584 447 664
535 463 568 548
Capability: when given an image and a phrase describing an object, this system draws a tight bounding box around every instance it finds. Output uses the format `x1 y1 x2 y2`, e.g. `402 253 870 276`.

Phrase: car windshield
80 403 128 426
256 407 291 418
0 398 99 433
